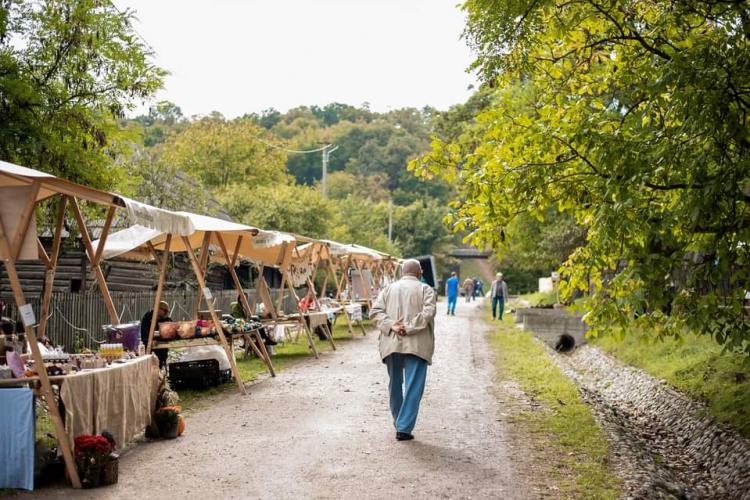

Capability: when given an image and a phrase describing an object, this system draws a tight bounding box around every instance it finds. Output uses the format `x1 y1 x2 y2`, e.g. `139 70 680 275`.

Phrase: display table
59 355 159 451
304 311 329 329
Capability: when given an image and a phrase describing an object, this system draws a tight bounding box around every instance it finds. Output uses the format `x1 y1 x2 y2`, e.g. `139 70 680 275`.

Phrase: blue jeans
492 296 505 319
385 353 428 434
447 293 457 314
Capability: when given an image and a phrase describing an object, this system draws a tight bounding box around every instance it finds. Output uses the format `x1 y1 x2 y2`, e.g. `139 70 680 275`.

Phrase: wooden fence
0 288 300 352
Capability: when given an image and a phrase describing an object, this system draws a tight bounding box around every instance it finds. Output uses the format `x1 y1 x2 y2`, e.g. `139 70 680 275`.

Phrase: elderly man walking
370 259 436 441
490 272 509 320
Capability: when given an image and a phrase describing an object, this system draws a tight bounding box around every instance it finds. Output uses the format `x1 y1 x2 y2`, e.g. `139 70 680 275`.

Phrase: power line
249 135 332 155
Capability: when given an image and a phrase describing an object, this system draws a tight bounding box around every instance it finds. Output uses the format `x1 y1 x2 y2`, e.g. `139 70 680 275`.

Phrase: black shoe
396 432 414 441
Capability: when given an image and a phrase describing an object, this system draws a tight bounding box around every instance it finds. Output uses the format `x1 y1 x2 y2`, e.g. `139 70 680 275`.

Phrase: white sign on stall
19 304 36 327
347 304 363 322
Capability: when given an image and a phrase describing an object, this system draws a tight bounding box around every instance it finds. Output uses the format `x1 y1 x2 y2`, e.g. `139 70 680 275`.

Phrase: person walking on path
490 273 509 320
463 277 474 302
445 272 459 315
473 278 483 300
370 259 437 442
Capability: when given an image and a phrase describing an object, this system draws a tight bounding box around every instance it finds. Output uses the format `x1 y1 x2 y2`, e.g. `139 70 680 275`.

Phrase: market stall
320 240 391 335
0 160 131 489
93 209 296 385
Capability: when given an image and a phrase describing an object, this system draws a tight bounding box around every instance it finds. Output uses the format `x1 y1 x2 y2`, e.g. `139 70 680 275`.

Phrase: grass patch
488 314 621 499
520 290 558 307
178 320 366 412
591 329 750 436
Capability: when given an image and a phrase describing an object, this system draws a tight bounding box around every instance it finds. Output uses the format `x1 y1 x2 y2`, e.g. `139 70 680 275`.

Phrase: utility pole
388 199 393 243
321 144 339 199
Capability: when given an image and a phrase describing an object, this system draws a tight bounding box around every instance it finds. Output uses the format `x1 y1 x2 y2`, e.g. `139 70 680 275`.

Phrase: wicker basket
100 455 119 486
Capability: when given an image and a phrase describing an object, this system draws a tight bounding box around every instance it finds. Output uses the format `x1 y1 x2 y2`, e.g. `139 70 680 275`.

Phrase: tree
328 196 397 255
130 100 186 147
325 171 390 202
391 199 452 257
217 183 331 239
414 0 750 352
0 0 164 188
121 147 212 213
159 116 288 189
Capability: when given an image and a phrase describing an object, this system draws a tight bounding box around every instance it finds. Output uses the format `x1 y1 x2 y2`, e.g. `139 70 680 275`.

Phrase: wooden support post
36 239 50 267
307 277 336 350
182 236 246 395
0 209 81 488
191 233 211 319
93 205 116 265
275 273 287 315
147 234 172 354
215 233 275 377
287 273 318 359
256 268 278 321
37 198 67 340
68 197 119 324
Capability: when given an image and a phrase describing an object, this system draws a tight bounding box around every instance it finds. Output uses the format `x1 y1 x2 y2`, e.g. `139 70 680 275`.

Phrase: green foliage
593 329 750 436
122 148 212 213
217 183 331 239
327 196 395 254
129 100 186 147
415 0 750 352
391 199 452 257
489 315 621 498
160 116 288 189
504 209 587 273
521 290 559 308
0 0 164 188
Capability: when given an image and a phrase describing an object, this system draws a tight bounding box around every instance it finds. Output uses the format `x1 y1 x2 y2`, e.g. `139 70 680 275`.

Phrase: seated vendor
298 290 316 313
140 301 171 368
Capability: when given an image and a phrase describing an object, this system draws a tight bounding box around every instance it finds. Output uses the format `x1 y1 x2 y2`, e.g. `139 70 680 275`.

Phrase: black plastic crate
168 359 231 390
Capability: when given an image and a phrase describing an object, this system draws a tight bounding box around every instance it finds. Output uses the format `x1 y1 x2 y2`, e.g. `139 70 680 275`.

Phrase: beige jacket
370 275 437 364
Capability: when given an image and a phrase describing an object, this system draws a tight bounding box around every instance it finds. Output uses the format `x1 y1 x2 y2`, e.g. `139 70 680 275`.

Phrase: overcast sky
115 0 477 118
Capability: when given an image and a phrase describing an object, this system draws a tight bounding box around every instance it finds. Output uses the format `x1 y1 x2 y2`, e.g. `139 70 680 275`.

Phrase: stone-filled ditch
516 308 750 499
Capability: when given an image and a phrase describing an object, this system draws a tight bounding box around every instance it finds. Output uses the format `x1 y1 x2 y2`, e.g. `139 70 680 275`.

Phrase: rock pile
548 344 750 499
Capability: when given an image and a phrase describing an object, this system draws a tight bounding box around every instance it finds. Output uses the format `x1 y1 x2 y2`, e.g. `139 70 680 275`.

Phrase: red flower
74 435 113 458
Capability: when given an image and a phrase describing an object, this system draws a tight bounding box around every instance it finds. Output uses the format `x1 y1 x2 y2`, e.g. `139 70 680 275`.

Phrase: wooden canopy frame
0 164 127 489
142 230 276 389
248 239 333 359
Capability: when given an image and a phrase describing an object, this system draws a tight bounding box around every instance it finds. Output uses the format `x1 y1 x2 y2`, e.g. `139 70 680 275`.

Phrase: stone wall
515 307 588 351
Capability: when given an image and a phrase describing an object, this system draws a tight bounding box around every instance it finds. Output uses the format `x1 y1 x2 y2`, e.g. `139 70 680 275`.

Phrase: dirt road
30 299 528 499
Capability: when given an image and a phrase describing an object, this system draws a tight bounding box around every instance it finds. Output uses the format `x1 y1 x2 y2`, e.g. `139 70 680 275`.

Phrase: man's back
371 276 437 364
446 276 459 296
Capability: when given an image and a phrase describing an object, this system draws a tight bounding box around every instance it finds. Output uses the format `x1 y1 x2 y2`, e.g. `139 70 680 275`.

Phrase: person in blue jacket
445 271 459 316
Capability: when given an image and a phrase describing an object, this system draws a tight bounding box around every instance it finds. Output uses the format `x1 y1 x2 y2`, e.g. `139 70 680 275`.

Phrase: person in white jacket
370 259 436 441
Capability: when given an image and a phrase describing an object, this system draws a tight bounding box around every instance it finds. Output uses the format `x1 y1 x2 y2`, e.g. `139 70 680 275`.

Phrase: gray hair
401 259 422 276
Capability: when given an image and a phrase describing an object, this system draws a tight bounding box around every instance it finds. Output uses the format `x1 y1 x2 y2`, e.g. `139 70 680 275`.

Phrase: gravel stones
546 343 750 499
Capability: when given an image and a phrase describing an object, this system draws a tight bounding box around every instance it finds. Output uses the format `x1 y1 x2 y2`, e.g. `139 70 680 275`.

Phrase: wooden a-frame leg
0 207 81 488
215 233 275 376
147 235 172 354
182 236 246 395
37 197 67 340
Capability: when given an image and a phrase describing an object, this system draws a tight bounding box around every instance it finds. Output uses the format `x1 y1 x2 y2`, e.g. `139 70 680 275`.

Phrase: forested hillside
120 102 453 259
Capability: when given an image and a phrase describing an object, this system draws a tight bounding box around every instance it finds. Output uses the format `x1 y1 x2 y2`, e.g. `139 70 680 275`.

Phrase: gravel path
27 299 529 499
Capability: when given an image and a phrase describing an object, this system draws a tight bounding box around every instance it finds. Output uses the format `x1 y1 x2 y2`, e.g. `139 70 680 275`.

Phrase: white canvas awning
95 212 296 267
0 159 124 207
322 240 386 262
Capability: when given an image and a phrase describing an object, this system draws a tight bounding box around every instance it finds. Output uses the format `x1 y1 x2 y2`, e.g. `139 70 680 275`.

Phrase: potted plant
73 435 114 488
154 406 181 439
